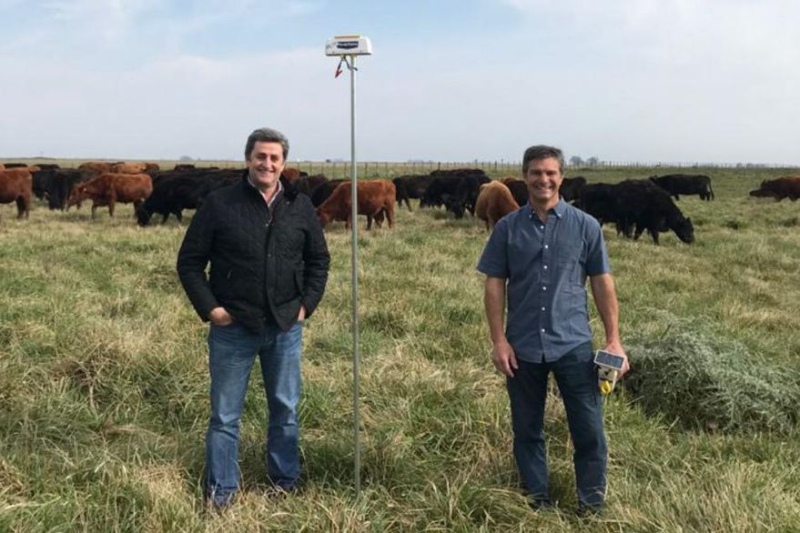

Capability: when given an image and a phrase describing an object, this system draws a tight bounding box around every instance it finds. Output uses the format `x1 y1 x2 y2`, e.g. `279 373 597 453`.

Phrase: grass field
1 164 799 532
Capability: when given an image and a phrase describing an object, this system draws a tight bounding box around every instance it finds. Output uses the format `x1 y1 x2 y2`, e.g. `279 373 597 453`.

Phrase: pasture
1 164 799 532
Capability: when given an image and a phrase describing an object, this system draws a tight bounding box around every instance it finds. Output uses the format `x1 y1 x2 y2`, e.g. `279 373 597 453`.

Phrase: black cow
33 168 89 210
135 169 239 226
392 174 435 211
576 180 694 245
310 179 345 208
421 169 491 218
560 176 587 202
295 174 329 197
748 177 800 201
501 178 529 206
649 174 714 201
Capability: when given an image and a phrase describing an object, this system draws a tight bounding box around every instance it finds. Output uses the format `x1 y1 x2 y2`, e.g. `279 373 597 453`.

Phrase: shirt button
543 265 548 270
540 226 544 230
542 286 547 291
541 307 546 311
544 244 549 249
540 328 545 333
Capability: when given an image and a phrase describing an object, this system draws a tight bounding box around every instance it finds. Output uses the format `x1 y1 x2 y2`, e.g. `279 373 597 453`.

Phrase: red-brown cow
316 180 396 230
68 173 153 219
111 162 148 174
0 168 33 219
475 181 520 230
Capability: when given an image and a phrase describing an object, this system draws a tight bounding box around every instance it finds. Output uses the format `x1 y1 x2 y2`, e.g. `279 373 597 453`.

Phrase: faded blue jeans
506 342 607 510
205 321 303 505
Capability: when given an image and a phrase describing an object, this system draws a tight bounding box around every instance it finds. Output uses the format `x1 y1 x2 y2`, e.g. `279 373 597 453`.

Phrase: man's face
246 141 285 190
524 157 563 206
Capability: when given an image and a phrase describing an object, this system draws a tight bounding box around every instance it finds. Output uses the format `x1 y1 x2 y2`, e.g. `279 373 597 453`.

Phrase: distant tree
569 155 584 166
587 156 600 166
179 155 194 162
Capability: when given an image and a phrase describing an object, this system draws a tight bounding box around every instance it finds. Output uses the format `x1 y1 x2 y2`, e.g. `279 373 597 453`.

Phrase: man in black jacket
177 127 330 509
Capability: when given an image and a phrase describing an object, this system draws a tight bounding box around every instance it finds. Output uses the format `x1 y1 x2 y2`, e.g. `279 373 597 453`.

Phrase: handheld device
594 350 626 395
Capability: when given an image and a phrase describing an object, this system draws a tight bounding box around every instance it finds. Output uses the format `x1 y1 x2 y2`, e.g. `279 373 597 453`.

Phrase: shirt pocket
555 237 585 286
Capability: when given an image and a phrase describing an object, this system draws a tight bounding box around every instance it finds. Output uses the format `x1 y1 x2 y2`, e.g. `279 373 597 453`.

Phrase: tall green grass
1 167 799 531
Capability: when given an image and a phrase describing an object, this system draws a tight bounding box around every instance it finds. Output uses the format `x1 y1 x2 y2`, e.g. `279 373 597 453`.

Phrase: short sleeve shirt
476 199 610 363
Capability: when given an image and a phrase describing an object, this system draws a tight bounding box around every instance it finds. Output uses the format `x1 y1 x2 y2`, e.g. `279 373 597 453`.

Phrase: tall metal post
348 54 361 497
325 34 371 499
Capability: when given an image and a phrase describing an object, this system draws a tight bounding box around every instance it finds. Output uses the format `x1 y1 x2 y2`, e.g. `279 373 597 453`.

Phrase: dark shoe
204 492 234 513
576 504 603 518
528 496 555 511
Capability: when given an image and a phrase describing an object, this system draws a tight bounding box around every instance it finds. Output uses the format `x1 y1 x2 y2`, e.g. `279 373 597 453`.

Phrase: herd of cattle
1 161 799 244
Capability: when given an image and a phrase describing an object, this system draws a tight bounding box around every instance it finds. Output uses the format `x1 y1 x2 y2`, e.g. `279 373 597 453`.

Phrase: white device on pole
325 33 371 499
325 35 373 56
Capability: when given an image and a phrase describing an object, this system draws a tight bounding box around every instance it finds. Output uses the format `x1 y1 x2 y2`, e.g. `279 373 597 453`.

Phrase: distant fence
2 158 796 178
292 160 800 180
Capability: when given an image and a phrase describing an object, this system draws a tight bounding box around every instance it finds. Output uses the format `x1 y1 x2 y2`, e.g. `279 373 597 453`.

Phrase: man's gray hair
522 145 565 175
245 127 290 160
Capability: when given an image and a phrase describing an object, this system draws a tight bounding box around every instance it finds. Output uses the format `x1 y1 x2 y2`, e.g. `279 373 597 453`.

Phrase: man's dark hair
245 128 290 160
522 145 565 175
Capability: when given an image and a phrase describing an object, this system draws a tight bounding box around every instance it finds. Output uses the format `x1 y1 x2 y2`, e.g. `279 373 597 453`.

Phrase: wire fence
292 160 800 180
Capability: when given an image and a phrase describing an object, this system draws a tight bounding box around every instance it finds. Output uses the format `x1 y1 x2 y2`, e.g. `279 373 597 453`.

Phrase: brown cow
111 162 148 174
68 173 153 219
79 161 116 174
281 167 305 184
749 177 800 201
316 180 396 230
0 168 33 219
475 181 520 230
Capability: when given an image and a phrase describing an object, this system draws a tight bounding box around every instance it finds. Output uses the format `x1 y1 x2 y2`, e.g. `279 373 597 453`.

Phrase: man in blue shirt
477 145 628 515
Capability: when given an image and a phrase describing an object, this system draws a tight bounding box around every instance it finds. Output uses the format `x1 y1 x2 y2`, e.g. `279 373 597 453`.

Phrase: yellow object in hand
599 380 613 395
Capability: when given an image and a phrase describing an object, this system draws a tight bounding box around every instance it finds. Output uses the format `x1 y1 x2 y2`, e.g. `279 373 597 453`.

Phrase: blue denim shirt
476 199 610 363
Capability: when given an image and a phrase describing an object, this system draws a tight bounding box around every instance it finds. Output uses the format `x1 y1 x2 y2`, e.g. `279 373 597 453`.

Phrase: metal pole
348 54 361 497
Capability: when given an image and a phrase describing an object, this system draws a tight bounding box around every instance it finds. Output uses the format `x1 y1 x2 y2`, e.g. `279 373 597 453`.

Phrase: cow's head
135 204 152 226
673 216 695 244
66 184 87 210
316 208 331 229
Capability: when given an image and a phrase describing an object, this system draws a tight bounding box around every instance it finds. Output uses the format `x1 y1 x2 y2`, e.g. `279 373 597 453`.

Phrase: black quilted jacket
177 172 330 333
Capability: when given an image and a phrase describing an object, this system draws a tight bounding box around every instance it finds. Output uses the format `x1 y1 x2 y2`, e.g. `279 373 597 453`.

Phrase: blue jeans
205 321 303 504
506 342 607 509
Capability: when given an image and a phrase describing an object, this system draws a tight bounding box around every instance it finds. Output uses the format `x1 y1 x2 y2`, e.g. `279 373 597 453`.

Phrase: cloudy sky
1 0 798 165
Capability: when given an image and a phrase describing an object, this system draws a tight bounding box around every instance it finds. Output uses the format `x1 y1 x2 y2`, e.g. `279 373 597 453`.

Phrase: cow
295 174 329 197
111 162 148 174
32 168 89 210
560 176 587 202
475 181 520 230
748 177 800 201
420 169 491 215
310 179 346 207
392 174 436 211
649 174 715 201
79 161 117 175
135 169 240 226
576 180 694 245
316 180 396 230
280 167 307 184
500 178 529 207
1 163 28 169
442 173 492 218
0 168 33 219
67 173 153 219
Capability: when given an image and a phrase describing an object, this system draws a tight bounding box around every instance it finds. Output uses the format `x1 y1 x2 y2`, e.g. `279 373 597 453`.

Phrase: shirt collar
527 198 567 220
247 175 283 206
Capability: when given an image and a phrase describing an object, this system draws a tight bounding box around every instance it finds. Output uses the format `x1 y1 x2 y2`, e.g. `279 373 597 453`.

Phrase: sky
1 0 798 165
